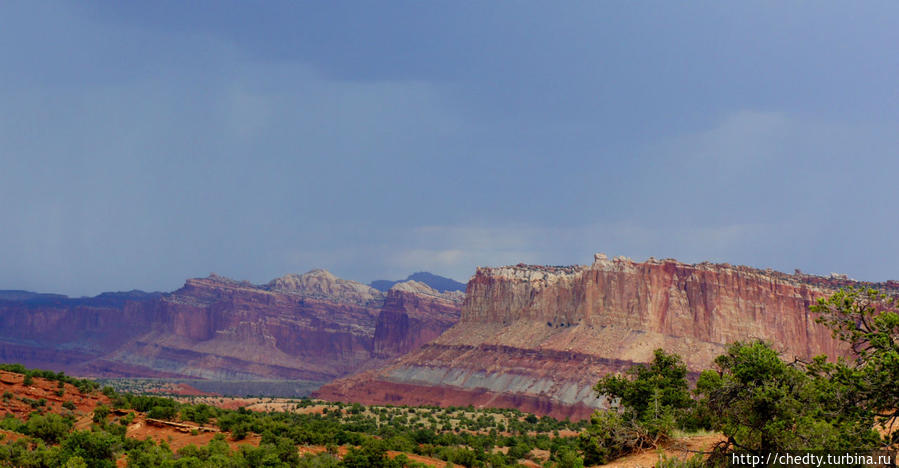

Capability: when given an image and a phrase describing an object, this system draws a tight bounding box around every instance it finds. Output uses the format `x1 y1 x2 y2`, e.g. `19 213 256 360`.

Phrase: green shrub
147 405 177 420
0 413 24 433
554 446 585 468
61 430 122 467
342 438 393 468
595 348 694 430
231 423 248 440
696 340 881 454
812 287 899 446
24 413 72 444
581 349 694 464
92 405 110 424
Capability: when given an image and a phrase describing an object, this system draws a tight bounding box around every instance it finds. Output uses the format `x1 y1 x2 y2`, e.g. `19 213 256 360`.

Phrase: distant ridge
370 272 466 293
0 289 160 306
0 290 67 302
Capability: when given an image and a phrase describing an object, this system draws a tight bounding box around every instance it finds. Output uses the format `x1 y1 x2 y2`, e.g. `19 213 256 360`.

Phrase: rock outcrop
316 254 899 420
265 270 382 306
0 271 462 382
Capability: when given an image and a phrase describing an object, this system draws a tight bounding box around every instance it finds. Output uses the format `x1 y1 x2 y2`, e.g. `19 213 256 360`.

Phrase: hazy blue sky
2 2 899 296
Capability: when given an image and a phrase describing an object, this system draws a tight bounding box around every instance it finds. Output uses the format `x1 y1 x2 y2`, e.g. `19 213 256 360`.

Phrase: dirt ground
124 415 261 452
601 434 726 468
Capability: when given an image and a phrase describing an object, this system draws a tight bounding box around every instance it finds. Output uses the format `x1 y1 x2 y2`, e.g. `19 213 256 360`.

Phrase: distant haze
2 2 899 296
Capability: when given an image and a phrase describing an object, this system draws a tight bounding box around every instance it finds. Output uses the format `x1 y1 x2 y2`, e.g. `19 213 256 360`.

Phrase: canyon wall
372 281 462 358
316 254 899 420
0 271 462 382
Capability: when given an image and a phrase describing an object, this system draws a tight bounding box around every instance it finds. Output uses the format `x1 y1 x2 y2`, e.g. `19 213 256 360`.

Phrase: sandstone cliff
0 271 462 382
372 281 462 358
106 273 384 380
316 254 899 420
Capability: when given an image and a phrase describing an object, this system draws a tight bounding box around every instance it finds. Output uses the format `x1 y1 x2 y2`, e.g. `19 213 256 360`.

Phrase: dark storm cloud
1 1 898 295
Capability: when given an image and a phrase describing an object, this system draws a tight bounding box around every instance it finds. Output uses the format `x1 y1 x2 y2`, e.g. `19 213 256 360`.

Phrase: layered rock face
372 281 462 358
107 273 385 380
316 254 899 420
0 272 462 382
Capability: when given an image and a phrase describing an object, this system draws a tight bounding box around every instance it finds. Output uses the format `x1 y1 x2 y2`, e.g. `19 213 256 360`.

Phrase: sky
2 2 899 296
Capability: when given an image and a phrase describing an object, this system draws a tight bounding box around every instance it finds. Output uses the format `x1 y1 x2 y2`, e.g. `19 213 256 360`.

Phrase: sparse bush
656 453 707 468
0 363 590 467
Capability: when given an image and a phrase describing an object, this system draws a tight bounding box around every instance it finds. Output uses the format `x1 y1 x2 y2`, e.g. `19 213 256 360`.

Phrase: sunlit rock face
316 254 899 420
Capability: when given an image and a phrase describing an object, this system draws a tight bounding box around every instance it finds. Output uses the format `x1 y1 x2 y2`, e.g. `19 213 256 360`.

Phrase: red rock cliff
316 254 899 420
0 271 461 382
373 281 462 358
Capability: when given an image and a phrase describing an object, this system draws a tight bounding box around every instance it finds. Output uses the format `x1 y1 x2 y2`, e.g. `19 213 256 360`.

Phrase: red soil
124 415 260 451
0 370 112 420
